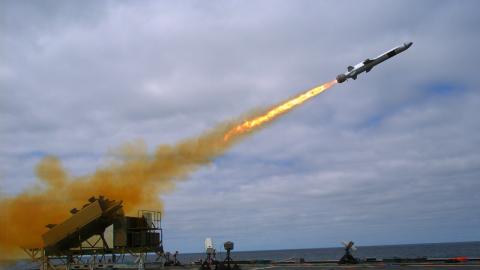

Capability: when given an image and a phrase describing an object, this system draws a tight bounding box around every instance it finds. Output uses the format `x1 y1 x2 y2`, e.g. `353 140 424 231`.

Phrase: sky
1 0 480 253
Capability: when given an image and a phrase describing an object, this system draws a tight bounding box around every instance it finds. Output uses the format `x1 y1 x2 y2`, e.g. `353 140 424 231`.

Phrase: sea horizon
172 240 480 255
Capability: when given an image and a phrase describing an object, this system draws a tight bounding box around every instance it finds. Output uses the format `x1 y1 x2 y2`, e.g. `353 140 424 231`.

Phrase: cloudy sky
1 0 480 252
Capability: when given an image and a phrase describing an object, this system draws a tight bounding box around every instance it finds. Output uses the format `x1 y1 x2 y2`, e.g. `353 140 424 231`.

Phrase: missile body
336 42 412 83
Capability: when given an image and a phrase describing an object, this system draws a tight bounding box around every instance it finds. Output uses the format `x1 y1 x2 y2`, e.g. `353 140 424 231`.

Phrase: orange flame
224 79 337 141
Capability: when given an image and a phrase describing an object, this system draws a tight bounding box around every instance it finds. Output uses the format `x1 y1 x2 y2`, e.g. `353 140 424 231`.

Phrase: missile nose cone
405 42 413 49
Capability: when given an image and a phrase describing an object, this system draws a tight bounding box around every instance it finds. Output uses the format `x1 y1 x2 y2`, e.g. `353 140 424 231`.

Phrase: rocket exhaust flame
224 80 337 141
0 79 337 258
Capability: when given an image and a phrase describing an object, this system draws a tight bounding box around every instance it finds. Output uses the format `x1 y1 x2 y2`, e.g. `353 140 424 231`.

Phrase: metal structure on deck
23 196 165 270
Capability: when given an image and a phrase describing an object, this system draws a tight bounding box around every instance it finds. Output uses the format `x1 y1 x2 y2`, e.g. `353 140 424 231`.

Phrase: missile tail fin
347 66 354 72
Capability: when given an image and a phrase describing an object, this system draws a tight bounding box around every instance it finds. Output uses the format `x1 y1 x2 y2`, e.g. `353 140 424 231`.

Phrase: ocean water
4 241 480 269
176 241 480 263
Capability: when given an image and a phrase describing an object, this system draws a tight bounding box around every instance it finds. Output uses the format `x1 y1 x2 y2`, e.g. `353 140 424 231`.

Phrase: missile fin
347 66 354 72
366 66 373 73
352 75 357 80
363 59 374 65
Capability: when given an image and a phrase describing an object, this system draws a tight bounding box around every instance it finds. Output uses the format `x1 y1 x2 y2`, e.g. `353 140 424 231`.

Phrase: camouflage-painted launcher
42 196 124 254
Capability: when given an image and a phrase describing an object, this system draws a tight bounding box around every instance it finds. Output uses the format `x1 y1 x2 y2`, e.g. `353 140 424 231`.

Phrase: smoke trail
0 80 337 258
224 80 337 140
0 121 240 257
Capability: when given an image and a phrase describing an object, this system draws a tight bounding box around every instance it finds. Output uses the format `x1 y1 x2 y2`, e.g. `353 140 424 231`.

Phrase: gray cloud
1 0 479 252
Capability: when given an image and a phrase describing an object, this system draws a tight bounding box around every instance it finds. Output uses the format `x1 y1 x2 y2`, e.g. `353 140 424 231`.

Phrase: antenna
205 237 215 255
200 238 218 270
339 241 359 264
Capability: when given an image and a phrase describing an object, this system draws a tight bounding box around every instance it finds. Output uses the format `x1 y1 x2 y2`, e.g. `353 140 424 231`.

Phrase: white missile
336 42 413 83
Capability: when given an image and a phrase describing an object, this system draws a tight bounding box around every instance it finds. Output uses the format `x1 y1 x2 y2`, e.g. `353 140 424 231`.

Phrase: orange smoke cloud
0 123 238 258
0 80 336 258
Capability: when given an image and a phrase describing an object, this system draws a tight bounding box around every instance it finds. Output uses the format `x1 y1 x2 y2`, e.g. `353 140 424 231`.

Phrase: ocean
176 241 480 262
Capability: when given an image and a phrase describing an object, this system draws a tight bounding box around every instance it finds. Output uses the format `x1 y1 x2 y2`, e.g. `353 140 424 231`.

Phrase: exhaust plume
0 80 337 257
224 80 337 141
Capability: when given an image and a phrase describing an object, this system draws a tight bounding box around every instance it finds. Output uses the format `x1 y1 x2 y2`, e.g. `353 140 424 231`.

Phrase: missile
336 42 413 83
